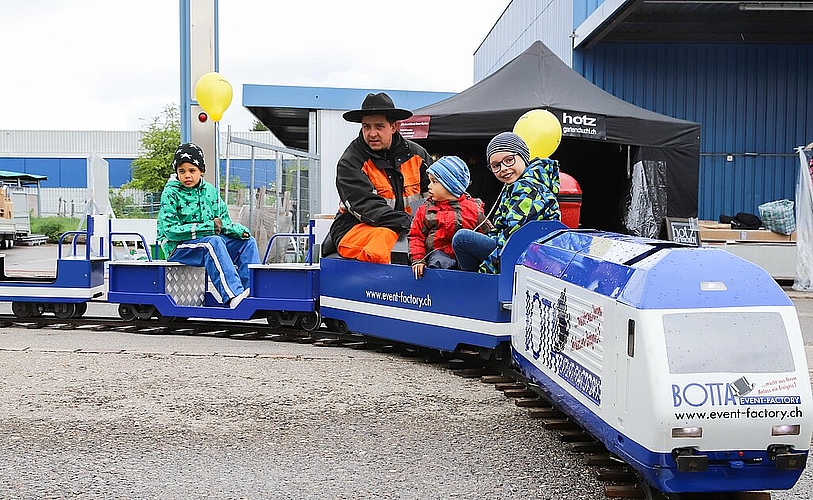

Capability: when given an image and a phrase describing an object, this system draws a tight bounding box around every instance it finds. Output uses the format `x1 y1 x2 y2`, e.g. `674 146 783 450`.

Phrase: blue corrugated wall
0 158 277 189
574 43 813 220
574 0 606 26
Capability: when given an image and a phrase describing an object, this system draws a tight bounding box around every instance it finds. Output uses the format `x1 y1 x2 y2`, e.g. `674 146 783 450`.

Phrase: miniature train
1 214 810 496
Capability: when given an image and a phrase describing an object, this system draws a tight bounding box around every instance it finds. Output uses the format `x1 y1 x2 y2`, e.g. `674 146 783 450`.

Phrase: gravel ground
0 243 811 499
0 328 608 500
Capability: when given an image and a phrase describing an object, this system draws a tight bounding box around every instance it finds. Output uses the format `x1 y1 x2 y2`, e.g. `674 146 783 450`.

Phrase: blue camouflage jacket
480 158 561 273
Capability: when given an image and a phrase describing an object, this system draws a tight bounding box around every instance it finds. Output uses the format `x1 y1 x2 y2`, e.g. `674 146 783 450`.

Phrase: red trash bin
558 173 582 229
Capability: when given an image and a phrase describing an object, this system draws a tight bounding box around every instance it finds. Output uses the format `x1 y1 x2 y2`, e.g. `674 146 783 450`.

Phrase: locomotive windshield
663 312 795 374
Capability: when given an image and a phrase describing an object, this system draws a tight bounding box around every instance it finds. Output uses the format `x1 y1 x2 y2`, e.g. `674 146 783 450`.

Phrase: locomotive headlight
672 426 703 438
772 424 801 436
700 281 727 291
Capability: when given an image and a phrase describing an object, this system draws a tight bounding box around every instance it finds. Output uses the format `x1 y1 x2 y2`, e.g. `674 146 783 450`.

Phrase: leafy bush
110 190 149 218
31 217 82 243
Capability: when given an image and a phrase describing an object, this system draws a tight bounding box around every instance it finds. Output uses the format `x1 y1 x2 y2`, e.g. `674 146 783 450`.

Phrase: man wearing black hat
325 92 431 264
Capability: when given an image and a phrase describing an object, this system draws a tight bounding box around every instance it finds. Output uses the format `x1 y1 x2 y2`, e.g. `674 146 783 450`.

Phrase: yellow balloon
512 109 562 159
194 72 233 122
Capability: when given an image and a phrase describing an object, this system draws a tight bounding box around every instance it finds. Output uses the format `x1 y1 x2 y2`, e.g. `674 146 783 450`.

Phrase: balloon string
473 183 507 232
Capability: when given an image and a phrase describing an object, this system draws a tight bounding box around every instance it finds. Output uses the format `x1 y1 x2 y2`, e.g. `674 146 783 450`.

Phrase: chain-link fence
223 135 320 263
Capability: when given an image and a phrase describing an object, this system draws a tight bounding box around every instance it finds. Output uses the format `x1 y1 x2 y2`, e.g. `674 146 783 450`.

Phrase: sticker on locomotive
524 288 602 405
673 375 802 408
730 376 755 396
364 289 433 309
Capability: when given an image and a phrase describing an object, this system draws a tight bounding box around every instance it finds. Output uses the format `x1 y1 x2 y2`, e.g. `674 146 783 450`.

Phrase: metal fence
223 134 320 262
19 188 153 218
15 133 320 263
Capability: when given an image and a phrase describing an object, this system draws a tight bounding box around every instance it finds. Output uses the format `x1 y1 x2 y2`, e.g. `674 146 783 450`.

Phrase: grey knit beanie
486 132 531 165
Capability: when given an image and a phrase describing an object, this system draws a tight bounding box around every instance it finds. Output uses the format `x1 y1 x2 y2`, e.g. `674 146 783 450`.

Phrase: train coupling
672 447 708 472
768 444 806 470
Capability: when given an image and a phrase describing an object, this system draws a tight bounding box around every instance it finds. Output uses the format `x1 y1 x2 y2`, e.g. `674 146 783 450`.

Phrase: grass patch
30 217 83 243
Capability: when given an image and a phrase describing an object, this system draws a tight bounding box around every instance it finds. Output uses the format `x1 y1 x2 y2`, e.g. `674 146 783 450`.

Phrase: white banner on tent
793 147 813 291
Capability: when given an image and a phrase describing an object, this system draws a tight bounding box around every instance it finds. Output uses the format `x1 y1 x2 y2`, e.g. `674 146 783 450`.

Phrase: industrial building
468 0 812 222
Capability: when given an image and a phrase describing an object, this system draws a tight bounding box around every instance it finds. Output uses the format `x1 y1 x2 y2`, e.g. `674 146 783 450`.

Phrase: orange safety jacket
328 131 431 257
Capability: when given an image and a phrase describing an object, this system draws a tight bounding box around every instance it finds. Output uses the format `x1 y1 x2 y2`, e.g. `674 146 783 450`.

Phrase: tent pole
626 145 632 179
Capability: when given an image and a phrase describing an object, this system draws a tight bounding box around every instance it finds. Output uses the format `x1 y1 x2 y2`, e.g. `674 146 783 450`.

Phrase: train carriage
107 224 321 328
318 221 549 354
107 260 320 328
4 214 109 319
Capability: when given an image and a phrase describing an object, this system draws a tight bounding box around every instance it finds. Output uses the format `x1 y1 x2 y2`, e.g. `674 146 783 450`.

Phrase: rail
109 232 153 262
262 220 316 264
57 229 153 262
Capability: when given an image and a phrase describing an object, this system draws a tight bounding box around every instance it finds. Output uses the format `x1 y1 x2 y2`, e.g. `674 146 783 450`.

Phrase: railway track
0 313 776 500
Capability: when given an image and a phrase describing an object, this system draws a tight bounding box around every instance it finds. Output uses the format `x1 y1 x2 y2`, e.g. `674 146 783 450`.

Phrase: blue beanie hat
427 155 470 198
486 132 531 166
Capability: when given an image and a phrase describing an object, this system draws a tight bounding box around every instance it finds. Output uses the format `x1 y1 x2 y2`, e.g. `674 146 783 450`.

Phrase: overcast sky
0 1 508 133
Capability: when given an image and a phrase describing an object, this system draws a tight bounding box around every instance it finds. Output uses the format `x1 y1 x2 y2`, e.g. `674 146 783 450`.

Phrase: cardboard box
698 220 796 242
0 186 13 219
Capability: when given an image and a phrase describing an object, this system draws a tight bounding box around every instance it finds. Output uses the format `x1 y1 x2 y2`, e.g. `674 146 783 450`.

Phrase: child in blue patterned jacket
452 132 560 273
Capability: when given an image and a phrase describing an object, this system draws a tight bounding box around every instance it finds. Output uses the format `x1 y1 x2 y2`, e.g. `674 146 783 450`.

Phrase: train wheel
637 474 679 500
156 313 176 324
132 305 156 321
266 313 282 328
73 302 88 318
324 318 348 334
298 311 322 332
11 302 33 319
118 304 136 321
53 303 77 319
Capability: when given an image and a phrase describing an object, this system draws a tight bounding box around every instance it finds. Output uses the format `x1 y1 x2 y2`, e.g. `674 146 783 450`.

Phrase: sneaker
229 288 250 309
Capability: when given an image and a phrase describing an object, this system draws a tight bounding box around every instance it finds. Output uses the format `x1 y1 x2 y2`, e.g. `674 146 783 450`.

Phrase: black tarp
414 41 701 237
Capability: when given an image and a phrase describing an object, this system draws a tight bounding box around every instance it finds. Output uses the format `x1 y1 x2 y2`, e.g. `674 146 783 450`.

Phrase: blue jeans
170 235 260 303
452 229 496 272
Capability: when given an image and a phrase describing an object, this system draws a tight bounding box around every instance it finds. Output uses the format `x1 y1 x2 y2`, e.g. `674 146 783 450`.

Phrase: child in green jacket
156 142 259 308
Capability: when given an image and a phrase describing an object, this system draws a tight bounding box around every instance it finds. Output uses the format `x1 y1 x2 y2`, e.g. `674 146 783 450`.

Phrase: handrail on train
262 219 316 265
109 232 153 262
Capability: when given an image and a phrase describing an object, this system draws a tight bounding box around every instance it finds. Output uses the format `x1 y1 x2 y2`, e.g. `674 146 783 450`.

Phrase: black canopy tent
413 41 701 237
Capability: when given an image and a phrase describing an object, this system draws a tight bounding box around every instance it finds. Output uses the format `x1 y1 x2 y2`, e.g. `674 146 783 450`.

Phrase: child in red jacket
409 155 486 278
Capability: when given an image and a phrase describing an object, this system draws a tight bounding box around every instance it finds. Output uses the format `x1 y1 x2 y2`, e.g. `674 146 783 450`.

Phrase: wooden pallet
17 234 48 246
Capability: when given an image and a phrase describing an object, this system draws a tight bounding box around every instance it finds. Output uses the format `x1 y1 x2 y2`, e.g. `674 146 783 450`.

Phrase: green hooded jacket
156 176 251 258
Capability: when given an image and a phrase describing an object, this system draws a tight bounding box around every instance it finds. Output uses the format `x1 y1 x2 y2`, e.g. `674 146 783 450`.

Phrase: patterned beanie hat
172 142 206 172
486 132 531 166
427 155 470 198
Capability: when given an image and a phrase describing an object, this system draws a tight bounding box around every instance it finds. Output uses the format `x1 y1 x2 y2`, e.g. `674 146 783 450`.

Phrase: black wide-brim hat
342 92 413 123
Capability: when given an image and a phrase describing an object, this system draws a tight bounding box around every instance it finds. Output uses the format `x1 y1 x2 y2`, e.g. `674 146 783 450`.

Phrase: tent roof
416 41 700 150
0 170 47 186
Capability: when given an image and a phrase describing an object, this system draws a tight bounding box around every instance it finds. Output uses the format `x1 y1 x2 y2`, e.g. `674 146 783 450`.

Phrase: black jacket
328 131 431 247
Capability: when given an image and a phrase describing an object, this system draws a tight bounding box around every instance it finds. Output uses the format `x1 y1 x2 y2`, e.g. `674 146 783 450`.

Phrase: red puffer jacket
408 194 486 263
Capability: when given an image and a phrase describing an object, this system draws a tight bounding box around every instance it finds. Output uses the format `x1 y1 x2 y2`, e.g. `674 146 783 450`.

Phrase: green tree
127 104 181 194
221 174 247 204
251 119 269 131
109 189 147 218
